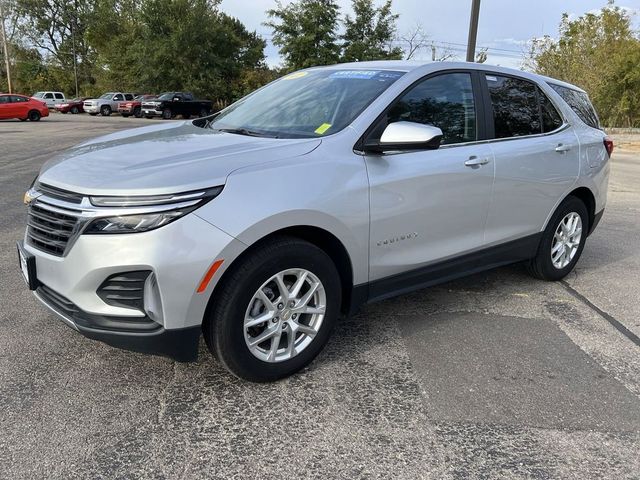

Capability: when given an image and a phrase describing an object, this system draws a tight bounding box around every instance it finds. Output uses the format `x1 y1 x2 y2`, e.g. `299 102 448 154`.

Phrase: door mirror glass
364 121 443 153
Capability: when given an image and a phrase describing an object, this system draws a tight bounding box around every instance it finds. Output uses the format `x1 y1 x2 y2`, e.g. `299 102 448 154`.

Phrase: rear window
549 84 600 129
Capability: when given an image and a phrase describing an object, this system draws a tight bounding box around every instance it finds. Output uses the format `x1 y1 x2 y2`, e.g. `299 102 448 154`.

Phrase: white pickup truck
84 92 135 116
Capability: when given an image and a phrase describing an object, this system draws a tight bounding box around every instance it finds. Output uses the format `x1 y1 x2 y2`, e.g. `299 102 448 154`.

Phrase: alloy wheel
243 268 326 363
551 212 582 269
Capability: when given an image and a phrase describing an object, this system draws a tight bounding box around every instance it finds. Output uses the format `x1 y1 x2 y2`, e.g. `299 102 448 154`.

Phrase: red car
55 97 89 114
118 94 156 118
0 93 49 121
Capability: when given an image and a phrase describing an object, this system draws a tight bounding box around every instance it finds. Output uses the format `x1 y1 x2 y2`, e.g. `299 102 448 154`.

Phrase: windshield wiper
215 127 276 138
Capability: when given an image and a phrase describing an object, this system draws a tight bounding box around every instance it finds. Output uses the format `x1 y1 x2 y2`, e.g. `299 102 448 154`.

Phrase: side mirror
173 97 180 102
363 121 443 153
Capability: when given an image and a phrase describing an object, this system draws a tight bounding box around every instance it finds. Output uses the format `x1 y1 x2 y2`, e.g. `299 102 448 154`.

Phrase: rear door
365 71 495 282
482 73 580 245
11 95 30 117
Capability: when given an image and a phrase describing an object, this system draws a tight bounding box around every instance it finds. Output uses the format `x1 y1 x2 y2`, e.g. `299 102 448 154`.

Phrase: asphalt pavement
1 114 639 479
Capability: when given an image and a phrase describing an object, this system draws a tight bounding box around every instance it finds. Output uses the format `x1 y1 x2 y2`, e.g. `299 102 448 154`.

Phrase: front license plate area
17 242 39 290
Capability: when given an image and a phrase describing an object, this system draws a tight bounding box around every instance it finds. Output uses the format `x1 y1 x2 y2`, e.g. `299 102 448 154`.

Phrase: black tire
134 106 142 118
100 105 111 116
28 110 41 121
121 113 130 118
161 108 172 120
527 196 589 281
70 106 79 114
199 108 208 118
204 236 341 382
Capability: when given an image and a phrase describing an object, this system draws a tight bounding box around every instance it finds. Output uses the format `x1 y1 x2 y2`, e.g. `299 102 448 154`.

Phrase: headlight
84 186 223 234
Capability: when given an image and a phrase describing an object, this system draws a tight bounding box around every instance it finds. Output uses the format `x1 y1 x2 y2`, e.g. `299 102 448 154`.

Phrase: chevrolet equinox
19 61 611 381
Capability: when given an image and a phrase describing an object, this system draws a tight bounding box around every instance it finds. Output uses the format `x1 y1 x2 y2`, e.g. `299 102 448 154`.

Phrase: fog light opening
143 273 164 325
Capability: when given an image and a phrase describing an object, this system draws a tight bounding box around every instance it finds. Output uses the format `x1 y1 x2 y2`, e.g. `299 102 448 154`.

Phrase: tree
527 1 640 127
341 0 403 62
265 0 341 70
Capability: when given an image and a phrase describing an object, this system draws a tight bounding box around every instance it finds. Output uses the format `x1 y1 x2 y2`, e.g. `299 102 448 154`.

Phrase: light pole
0 0 12 93
466 0 481 62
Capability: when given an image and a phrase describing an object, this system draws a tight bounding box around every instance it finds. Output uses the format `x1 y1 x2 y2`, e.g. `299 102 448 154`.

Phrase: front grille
97 271 151 312
36 183 83 204
83 102 93 107
26 203 79 256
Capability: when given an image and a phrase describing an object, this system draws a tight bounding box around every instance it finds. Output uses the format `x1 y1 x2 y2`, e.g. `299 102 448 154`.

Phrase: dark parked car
141 92 213 120
54 97 89 114
118 94 157 118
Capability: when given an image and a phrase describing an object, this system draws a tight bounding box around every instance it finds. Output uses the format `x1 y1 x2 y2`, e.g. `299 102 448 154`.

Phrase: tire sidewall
537 197 589 280
101 105 111 116
211 242 341 381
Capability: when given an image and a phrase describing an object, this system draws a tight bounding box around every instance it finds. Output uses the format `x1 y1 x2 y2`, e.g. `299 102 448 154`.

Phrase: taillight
604 136 614 157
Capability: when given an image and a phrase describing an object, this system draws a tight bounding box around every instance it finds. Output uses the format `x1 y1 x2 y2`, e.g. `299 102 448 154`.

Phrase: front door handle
555 144 572 153
465 156 490 167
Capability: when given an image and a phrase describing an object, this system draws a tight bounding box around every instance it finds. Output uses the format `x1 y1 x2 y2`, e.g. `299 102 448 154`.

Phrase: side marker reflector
197 259 224 293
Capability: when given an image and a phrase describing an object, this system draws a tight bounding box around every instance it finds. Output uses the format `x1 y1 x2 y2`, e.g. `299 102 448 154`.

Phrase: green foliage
528 1 640 127
342 0 403 62
265 0 341 70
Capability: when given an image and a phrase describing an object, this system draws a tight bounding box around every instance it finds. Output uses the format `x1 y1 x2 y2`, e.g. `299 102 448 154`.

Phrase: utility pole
0 0 12 93
466 0 481 62
71 0 79 97
431 43 436 62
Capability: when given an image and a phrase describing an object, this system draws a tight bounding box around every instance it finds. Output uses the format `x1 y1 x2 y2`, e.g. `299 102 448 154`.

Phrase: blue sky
220 0 640 68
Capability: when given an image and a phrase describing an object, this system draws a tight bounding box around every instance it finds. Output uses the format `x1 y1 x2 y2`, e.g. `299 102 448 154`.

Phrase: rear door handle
465 156 490 167
555 144 572 153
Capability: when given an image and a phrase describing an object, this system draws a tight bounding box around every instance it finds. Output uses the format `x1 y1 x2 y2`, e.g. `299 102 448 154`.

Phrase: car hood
38 121 321 195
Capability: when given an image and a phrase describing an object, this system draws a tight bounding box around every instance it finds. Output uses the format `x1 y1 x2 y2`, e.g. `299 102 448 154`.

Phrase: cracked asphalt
1 115 639 479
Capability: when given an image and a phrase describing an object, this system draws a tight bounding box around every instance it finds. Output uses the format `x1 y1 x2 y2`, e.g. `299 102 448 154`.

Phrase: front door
364 71 495 282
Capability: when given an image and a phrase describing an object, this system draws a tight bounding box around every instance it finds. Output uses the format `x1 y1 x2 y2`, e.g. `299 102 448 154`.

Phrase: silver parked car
19 61 611 381
84 92 135 116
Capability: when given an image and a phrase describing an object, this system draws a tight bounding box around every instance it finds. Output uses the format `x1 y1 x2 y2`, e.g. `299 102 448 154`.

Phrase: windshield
99 93 113 99
33 92 44 98
158 93 175 101
209 69 405 138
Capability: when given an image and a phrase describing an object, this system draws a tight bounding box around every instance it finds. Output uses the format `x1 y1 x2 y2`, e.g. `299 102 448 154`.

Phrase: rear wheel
204 236 341 382
28 110 41 121
100 105 111 116
527 196 588 281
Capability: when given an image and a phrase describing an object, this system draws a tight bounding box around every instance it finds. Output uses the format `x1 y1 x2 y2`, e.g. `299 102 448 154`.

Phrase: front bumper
84 105 99 113
142 108 162 117
23 213 246 361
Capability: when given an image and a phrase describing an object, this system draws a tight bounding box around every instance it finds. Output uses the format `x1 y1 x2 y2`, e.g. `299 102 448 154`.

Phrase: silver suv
19 61 611 381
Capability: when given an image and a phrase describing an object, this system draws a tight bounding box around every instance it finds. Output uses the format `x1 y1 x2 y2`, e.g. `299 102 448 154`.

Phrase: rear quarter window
549 84 600 129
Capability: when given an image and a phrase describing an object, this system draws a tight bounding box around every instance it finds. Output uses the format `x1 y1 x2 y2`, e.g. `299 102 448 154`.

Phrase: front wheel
527 196 589 281
161 108 172 120
134 106 142 118
100 105 111 116
204 236 341 382
70 106 79 114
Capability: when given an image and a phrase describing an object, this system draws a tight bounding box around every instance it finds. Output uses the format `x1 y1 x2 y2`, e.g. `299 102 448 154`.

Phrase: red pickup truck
118 94 156 118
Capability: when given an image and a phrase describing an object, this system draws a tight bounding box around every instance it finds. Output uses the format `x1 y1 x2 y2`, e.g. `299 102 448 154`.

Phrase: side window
44 93 54 99
539 88 563 132
55 93 64 99
11 96 28 103
385 72 477 145
0 95 11 104
113 94 124 101
549 84 600 129
486 75 541 138
124 94 134 100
